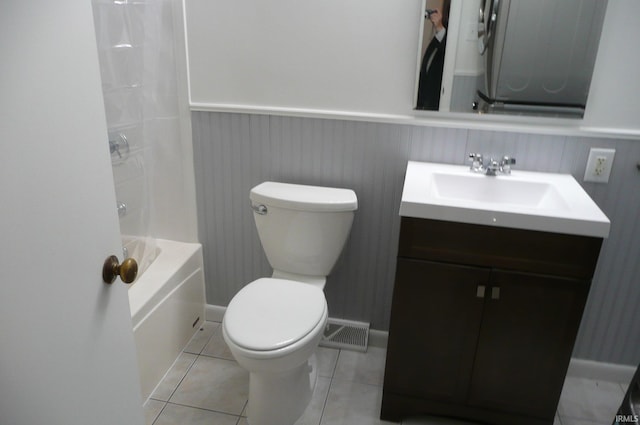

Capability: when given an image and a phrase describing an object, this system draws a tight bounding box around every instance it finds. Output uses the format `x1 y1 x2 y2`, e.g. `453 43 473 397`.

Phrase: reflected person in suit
416 0 450 111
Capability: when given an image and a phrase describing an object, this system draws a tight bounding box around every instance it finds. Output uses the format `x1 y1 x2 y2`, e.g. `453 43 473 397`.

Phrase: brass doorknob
102 255 138 284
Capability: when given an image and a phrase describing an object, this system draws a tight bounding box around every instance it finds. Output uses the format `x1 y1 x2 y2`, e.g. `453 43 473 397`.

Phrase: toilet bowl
223 278 328 372
223 278 328 425
222 181 357 425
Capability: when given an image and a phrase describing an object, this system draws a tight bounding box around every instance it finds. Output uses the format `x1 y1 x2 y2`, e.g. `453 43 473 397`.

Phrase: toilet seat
224 278 327 352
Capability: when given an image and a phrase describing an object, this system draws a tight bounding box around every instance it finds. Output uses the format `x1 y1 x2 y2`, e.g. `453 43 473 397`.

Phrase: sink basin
400 161 610 237
431 173 570 210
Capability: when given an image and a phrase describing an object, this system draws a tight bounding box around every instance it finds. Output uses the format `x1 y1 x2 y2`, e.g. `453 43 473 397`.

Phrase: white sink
400 161 610 237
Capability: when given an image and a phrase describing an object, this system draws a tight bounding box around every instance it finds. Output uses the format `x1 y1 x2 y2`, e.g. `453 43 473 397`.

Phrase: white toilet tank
250 182 357 278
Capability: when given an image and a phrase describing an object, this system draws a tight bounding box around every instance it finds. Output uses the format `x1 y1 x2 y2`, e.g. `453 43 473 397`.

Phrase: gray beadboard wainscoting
192 111 640 366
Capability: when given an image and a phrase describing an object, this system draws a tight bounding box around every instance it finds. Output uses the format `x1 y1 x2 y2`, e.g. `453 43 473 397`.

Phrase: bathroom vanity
381 161 610 425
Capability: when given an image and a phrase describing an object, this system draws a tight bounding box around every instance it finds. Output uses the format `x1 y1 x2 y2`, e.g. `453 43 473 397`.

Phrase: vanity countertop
400 161 610 238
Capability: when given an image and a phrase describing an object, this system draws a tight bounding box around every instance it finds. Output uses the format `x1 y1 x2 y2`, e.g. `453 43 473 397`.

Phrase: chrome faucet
500 156 516 175
468 153 516 176
485 158 500 176
468 153 484 173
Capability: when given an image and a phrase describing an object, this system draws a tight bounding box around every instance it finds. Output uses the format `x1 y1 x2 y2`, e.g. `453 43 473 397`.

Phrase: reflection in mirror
416 0 608 119
416 0 451 111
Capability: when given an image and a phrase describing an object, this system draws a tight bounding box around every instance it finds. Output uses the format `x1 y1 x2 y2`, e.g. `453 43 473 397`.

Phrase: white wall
184 0 640 135
453 0 483 76
583 0 640 133
184 0 422 116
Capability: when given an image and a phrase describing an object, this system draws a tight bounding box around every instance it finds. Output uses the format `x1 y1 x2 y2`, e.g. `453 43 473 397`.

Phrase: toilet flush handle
251 203 268 215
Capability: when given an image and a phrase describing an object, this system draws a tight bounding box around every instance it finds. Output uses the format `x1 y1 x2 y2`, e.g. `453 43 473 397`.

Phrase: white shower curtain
92 0 182 276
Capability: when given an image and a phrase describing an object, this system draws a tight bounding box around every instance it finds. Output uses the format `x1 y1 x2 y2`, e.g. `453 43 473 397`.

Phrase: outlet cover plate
584 148 615 183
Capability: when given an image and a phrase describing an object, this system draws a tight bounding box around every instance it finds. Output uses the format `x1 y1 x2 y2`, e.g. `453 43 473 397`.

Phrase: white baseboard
205 304 636 382
567 358 636 383
206 304 226 322
368 329 388 349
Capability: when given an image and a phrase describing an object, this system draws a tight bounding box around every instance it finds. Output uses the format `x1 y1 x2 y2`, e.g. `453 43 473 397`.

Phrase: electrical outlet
584 148 615 183
594 156 607 176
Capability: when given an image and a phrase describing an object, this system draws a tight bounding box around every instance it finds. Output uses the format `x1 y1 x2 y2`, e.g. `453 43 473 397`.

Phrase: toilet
222 181 357 425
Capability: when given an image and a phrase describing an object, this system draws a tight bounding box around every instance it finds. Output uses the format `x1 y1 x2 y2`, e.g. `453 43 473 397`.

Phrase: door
0 2 144 425
468 269 589 420
384 259 488 403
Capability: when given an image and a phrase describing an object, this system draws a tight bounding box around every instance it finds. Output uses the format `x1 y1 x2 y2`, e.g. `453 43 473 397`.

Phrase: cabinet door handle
491 286 501 300
476 285 486 298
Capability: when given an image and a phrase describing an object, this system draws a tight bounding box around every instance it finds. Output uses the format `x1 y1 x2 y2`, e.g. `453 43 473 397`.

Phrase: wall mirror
416 0 608 119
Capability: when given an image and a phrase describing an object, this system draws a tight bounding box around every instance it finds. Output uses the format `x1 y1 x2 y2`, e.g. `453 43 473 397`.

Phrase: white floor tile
557 376 624 424
320 379 394 425
149 325 630 425
401 415 480 424
153 402 239 425
201 324 235 360
183 321 219 355
560 416 610 425
316 347 339 378
143 399 165 425
333 347 387 386
150 352 197 401
169 356 249 415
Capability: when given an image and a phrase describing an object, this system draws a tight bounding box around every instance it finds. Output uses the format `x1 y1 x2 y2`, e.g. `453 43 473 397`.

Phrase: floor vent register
319 318 369 352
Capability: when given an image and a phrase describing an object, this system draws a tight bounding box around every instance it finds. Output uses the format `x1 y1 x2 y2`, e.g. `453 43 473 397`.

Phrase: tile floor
143 321 628 425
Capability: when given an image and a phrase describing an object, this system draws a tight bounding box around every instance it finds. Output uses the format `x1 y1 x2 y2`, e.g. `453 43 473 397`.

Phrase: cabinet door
468 269 589 420
384 259 489 403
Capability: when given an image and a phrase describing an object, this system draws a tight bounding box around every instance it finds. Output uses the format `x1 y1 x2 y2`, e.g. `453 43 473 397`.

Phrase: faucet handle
502 156 516 165
468 153 484 172
500 156 516 174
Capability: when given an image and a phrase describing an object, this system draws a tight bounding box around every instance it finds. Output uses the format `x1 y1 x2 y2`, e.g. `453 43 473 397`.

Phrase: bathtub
127 238 206 400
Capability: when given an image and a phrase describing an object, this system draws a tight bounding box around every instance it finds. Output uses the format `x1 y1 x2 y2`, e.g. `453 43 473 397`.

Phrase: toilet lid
224 278 327 351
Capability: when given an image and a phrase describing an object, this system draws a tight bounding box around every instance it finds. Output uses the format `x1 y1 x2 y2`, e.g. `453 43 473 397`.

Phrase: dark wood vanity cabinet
381 218 603 425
